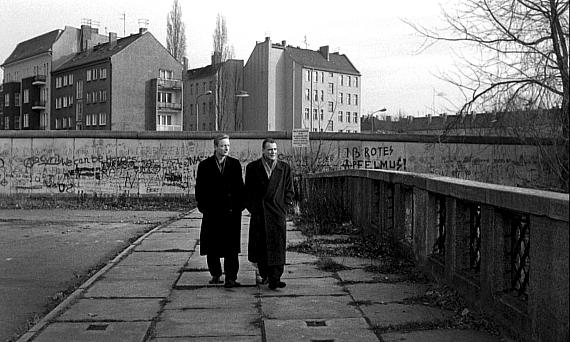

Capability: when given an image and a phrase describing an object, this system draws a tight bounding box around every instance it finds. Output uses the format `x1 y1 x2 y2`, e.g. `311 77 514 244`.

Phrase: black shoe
209 276 222 284
224 280 241 288
268 281 286 290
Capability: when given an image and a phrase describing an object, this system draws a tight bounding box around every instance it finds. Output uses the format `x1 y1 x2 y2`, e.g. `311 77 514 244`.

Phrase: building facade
1 25 108 130
243 37 361 132
183 55 245 131
51 29 183 131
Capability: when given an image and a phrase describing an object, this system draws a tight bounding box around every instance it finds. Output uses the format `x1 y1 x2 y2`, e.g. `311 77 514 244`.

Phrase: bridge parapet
302 169 568 342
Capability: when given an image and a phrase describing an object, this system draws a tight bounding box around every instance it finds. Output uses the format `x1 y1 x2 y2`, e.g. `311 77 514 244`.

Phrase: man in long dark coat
195 134 245 288
245 138 295 290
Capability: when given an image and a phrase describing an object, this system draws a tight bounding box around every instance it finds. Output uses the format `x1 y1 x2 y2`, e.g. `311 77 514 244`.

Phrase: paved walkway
17 210 505 342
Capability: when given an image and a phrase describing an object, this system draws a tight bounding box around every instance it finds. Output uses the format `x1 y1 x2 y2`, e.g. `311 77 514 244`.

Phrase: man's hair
214 134 230 146
262 138 276 149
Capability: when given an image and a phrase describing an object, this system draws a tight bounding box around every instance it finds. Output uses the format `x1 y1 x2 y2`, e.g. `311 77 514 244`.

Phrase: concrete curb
15 210 194 342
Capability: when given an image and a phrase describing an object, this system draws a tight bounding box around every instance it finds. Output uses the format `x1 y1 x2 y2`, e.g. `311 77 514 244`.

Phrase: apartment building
1 25 108 130
183 54 245 131
51 29 183 131
243 37 361 132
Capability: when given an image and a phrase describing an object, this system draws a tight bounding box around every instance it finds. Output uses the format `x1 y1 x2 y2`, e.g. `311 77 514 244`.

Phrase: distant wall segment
0 131 563 196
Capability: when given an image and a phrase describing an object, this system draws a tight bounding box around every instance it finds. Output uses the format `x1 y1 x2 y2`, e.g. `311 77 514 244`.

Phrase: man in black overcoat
245 138 295 290
195 134 245 288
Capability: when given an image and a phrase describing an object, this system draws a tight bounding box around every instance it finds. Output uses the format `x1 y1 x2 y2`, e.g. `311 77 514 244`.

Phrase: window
320 90 324 102
86 70 91 81
93 91 98 103
320 109 324 120
159 114 172 126
340 93 343 104
98 91 102 103
23 89 29 104
62 117 67 129
353 113 358 123
328 101 334 112
313 109 318 120
63 97 68 108
4 94 9 106
338 111 343 122
304 108 309 120
328 83 334 94
92 69 98 80
313 90 318 101
69 74 73 84
306 70 311 82
347 94 351 105
69 95 74 106
159 92 172 103
102 90 107 102
15 93 20 106
76 102 83 123
346 112 351 123
85 114 90 126
56 77 62 88
329 72 334 77
340 75 344 86
14 115 20 129
23 113 29 128
4 117 9 129
63 75 68 87
355 77 358 88
313 71 318 82
86 92 91 104
99 112 107 125
321 72 324 83
305 89 310 100
348 76 352 87
190 84 194 95
100 68 107 79
76 80 83 99
55 118 60 129
159 69 173 80
354 94 358 105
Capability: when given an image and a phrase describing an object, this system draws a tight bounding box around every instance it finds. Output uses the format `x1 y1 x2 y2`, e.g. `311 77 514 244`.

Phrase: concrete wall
0 131 563 196
303 169 569 342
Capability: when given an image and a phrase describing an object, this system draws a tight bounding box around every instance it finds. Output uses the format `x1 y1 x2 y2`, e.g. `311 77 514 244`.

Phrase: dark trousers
257 261 284 282
207 254 239 281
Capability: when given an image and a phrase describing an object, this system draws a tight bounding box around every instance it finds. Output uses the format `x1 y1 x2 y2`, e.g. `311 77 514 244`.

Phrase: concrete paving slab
330 256 382 269
154 228 201 236
337 269 409 283
101 265 181 281
56 298 163 321
264 317 379 342
119 252 190 266
361 303 455 328
176 270 256 287
154 308 260 337
381 328 502 342
285 252 319 264
84 280 173 298
31 321 151 342
281 263 332 279
286 230 306 246
134 238 196 252
346 283 431 303
149 337 262 342
165 287 258 309
259 277 345 297
164 218 201 228
261 295 361 320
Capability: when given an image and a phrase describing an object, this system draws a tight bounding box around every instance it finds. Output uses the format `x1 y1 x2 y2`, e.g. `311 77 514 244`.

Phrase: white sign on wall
292 128 310 148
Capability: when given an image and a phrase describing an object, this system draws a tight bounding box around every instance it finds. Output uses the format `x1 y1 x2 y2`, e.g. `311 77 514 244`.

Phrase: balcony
32 75 47 86
158 102 182 110
157 79 182 89
156 124 182 131
32 100 46 110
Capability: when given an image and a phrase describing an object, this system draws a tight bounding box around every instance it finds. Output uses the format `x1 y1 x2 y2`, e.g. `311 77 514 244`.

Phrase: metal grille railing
504 212 530 300
387 184 394 232
432 196 446 259
469 205 481 272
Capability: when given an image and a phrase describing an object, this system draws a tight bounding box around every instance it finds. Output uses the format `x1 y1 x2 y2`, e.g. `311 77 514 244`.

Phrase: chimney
427 114 432 124
281 40 286 47
108 32 117 47
183 57 188 71
319 46 330 60
385 115 391 122
81 24 92 52
139 27 147 34
211 51 221 65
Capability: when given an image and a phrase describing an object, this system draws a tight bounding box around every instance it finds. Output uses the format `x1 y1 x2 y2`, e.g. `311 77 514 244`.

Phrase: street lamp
195 90 212 131
368 108 386 132
232 90 249 131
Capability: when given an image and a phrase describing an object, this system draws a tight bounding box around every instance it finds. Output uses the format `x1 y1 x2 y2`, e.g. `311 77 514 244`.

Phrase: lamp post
232 90 249 131
195 90 212 131
368 108 386 132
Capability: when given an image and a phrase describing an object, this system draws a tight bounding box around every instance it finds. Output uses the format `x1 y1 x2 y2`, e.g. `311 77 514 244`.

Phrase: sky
0 0 465 118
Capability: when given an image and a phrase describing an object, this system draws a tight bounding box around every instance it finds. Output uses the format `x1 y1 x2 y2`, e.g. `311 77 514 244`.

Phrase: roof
2 29 62 66
55 33 142 71
285 46 360 75
185 63 222 79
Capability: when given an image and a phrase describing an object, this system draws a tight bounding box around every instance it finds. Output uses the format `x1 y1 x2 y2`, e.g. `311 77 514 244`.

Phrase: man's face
215 138 230 158
263 142 278 161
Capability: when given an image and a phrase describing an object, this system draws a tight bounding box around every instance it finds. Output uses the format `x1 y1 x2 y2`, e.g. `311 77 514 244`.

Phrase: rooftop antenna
303 35 309 49
138 18 149 29
120 12 126 37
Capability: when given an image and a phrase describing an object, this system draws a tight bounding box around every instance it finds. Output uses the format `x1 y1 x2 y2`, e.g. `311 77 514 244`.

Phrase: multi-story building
243 37 361 132
51 29 183 131
183 54 245 131
1 24 108 130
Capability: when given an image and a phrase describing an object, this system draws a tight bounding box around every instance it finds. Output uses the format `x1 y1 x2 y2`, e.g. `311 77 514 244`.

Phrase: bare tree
166 0 187 62
212 13 235 63
407 0 569 192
